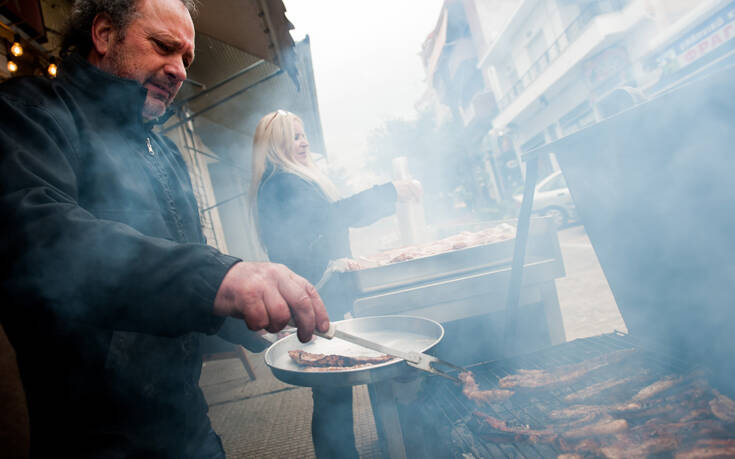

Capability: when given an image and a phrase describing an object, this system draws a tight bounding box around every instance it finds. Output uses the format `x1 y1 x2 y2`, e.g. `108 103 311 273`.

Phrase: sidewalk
201 352 383 458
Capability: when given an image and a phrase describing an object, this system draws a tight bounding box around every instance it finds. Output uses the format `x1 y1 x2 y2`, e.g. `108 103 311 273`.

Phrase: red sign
678 20 735 67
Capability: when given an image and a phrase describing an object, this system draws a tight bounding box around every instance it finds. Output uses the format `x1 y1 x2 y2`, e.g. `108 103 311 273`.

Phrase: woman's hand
393 179 423 202
213 262 330 343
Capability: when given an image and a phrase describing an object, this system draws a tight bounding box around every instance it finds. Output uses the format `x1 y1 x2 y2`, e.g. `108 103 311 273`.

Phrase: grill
413 332 709 458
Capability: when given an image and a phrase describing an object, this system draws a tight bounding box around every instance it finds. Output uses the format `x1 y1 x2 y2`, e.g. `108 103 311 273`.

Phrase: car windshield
538 173 566 192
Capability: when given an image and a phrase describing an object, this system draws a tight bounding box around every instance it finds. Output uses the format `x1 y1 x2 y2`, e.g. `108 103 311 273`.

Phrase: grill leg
368 381 407 459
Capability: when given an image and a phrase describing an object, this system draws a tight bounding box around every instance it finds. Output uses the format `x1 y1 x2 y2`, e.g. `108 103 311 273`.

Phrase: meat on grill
471 411 557 443
288 350 393 369
563 376 636 403
459 371 514 404
461 349 735 459
561 418 628 439
709 390 735 423
631 375 682 402
675 439 735 459
343 223 517 269
498 349 635 389
598 435 679 459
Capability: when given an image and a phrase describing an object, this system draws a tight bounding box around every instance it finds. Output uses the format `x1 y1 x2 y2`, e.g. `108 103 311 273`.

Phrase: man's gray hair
60 0 198 57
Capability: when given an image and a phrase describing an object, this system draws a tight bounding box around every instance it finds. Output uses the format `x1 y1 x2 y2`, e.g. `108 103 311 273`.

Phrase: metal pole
503 155 540 356
201 191 247 213
174 59 266 107
162 69 284 134
181 146 248 172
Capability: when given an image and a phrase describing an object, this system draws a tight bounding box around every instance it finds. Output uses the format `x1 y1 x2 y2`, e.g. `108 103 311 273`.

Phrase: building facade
423 0 733 202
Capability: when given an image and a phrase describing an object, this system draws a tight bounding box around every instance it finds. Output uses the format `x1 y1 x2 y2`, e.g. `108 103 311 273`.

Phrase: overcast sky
283 1 445 177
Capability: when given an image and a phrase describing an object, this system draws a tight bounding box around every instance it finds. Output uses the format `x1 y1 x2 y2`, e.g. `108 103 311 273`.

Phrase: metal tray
264 315 444 388
338 218 556 295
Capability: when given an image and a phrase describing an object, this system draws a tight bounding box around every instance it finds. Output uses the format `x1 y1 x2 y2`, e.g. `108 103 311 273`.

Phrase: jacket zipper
146 137 155 156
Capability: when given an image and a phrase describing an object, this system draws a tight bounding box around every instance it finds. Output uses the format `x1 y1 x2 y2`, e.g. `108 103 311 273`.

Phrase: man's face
100 0 195 120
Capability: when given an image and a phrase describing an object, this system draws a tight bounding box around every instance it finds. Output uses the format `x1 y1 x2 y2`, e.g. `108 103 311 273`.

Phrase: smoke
549 67 735 396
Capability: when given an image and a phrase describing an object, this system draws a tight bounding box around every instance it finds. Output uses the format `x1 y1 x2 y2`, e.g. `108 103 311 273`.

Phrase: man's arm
0 89 327 341
214 262 329 343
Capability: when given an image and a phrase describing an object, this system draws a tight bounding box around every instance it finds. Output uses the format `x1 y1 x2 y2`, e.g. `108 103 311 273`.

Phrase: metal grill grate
417 332 699 458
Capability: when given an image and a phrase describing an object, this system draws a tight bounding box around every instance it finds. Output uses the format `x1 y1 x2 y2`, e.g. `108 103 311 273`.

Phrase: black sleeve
0 92 237 337
331 182 398 228
215 318 270 353
257 173 396 282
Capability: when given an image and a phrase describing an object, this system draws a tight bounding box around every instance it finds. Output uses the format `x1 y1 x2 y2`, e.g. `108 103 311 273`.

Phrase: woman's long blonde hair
249 110 340 206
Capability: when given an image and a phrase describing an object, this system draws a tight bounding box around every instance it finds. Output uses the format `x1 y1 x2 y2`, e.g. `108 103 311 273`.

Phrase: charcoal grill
413 332 695 458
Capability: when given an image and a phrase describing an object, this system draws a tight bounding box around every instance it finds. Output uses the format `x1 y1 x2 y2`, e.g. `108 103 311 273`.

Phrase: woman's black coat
256 166 396 305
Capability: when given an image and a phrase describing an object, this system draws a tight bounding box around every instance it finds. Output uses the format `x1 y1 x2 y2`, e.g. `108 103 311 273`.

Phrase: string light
47 57 57 78
10 34 23 57
7 60 18 73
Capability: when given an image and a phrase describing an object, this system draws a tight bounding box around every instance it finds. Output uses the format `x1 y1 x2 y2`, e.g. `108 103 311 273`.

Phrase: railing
496 0 624 111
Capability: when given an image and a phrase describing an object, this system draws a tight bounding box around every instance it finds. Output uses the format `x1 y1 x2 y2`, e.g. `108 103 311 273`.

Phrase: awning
423 7 449 86
194 0 299 86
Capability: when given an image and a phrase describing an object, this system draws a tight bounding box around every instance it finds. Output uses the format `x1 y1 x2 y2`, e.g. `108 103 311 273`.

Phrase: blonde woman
250 109 420 285
249 110 420 458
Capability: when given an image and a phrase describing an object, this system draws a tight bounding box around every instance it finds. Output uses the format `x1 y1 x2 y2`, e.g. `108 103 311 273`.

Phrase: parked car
513 170 577 228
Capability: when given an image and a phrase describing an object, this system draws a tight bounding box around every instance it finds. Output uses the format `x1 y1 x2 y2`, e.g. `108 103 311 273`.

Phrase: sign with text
655 2 735 75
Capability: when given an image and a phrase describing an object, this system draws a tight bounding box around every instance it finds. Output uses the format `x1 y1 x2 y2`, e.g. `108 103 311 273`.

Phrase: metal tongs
302 262 466 382
312 322 466 383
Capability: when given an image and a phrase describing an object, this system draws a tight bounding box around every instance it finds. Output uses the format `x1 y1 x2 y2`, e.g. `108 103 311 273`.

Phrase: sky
283 0 445 179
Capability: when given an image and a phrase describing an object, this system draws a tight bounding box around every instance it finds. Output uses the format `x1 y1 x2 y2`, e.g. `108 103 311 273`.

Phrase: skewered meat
288 350 393 369
549 403 641 421
471 411 556 443
709 390 735 423
447 347 735 458
631 375 681 402
343 223 517 269
498 349 635 389
561 418 628 439
599 435 679 459
675 439 735 459
564 376 635 403
557 438 602 455
459 371 514 404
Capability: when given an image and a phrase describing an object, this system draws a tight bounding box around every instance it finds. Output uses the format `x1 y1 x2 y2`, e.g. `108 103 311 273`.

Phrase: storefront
644 0 735 94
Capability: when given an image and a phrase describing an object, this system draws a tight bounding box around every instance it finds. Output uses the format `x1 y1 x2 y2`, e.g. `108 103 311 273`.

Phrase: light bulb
7 60 18 73
47 62 57 77
10 36 23 57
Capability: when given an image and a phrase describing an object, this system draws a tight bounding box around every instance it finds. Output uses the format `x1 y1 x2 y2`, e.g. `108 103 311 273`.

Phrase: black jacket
0 54 240 457
256 166 396 316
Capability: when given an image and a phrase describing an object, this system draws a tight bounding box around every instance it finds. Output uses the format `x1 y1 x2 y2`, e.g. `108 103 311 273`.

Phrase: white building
478 0 659 183
423 0 734 202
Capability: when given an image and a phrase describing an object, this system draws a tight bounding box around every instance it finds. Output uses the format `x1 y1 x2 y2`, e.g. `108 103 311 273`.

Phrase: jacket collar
58 53 176 128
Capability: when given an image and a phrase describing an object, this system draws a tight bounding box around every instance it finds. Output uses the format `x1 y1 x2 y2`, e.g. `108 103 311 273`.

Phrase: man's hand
213 262 330 342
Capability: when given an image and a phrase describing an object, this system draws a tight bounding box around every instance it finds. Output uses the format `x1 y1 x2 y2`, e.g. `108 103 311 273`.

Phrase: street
555 224 627 341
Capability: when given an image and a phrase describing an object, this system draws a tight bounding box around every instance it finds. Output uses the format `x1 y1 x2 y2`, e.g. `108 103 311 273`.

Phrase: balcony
497 0 625 111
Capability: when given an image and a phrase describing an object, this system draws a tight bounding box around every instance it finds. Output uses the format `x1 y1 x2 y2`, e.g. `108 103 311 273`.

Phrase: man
0 0 329 457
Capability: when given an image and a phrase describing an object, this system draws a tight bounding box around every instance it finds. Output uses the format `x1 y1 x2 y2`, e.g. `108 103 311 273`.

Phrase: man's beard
104 43 168 121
